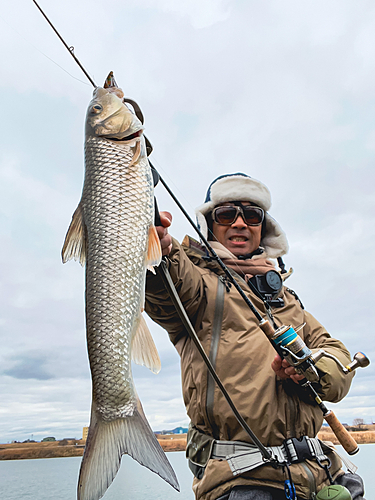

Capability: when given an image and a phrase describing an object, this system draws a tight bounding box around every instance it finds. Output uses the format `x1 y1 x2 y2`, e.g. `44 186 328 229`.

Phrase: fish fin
129 140 141 166
132 315 161 374
77 401 179 500
140 272 146 312
61 202 87 266
147 225 162 272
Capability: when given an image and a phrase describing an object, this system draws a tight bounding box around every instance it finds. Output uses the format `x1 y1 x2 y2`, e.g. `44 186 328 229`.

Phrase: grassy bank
0 434 187 461
318 429 375 445
0 440 86 460
155 434 187 452
1 429 374 461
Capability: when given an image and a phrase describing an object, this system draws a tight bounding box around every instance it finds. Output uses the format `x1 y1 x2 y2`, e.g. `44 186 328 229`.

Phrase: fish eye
91 104 102 114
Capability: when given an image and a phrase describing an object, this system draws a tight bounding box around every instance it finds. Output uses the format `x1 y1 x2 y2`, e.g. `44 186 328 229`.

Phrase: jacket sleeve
303 311 354 403
145 238 206 344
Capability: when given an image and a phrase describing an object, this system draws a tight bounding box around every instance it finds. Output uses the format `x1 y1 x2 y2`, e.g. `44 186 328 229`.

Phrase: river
0 446 373 499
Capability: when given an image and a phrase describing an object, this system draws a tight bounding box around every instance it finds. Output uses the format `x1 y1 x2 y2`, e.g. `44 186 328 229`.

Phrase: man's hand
271 354 305 384
156 211 173 256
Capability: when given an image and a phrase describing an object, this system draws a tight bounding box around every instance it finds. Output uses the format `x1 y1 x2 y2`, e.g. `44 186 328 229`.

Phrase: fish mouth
102 129 143 142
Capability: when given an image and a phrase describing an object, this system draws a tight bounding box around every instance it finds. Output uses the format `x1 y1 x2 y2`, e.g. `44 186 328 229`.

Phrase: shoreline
0 434 188 461
1 431 374 461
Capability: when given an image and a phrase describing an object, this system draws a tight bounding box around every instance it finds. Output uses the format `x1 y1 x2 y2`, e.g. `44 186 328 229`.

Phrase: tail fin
78 400 179 500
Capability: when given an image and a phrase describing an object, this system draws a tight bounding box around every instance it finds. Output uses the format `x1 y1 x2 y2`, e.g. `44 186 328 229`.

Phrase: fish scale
83 135 153 421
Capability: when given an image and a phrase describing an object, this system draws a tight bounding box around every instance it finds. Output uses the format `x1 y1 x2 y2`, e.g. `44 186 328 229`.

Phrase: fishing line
148 155 203 220
31 0 261 287
32 0 96 88
0 14 90 87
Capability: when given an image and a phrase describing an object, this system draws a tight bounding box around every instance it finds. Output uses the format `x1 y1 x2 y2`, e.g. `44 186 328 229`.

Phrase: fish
61 76 179 500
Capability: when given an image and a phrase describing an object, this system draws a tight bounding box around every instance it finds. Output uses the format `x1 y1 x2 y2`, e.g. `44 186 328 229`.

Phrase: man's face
211 201 263 256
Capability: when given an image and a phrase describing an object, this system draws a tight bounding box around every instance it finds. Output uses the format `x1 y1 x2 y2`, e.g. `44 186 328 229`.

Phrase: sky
0 0 374 444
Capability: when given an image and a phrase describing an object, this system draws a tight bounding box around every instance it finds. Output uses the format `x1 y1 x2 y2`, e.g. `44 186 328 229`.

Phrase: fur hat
195 173 289 258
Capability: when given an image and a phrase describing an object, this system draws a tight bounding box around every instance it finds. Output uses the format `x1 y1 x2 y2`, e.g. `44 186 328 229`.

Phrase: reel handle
345 351 370 373
324 411 359 455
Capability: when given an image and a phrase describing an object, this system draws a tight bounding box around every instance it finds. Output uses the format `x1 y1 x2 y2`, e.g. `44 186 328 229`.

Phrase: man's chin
227 244 253 256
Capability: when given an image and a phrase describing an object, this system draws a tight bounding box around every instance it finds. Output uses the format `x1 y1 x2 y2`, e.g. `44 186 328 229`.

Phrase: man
145 173 364 500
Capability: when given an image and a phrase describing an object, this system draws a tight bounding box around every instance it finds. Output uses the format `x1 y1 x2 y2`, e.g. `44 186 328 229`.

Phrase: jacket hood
195 173 289 259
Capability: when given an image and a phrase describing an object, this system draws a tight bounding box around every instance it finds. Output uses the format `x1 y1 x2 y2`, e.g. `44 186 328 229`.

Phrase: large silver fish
62 81 179 500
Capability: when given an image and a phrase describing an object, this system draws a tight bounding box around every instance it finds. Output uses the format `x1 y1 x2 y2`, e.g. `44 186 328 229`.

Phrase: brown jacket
145 236 354 500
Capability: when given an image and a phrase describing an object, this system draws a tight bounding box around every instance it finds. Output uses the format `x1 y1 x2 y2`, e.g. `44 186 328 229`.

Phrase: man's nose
232 215 247 228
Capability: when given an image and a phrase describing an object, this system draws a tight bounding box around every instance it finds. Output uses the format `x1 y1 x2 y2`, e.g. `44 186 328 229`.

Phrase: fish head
85 87 143 141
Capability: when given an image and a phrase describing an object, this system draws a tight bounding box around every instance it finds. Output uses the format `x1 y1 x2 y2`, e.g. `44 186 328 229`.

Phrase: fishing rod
32 0 370 457
32 0 97 88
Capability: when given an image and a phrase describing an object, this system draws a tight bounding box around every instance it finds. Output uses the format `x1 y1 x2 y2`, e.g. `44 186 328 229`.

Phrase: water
0 446 374 499
0 451 193 500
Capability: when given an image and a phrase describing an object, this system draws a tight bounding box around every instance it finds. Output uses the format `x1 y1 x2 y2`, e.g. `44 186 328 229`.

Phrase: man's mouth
229 236 248 242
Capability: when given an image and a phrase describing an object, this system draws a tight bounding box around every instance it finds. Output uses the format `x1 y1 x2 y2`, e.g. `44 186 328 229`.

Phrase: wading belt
187 424 358 482
211 437 329 476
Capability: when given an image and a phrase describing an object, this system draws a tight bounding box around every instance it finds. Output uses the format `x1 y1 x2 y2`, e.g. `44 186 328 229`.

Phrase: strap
123 97 144 123
321 441 358 474
307 438 327 463
212 441 284 476
206 277 225 439
211 437 330 476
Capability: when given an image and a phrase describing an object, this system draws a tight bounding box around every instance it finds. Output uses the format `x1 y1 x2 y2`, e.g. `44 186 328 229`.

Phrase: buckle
284 436 314 463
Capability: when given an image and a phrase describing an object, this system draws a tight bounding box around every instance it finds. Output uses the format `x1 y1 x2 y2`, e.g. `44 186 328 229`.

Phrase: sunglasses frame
212 205 265 226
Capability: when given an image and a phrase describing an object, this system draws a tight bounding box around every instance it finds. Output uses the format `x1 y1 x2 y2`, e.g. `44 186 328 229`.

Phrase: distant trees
342 418 369 431
41 437 56 442
58 439 79 446
352 418 366 428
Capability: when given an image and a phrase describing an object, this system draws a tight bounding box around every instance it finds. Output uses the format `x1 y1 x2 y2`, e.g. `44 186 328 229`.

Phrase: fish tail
77 400 179 500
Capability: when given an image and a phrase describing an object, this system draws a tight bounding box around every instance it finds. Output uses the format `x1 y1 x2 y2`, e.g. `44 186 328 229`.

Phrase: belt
211 437 329 476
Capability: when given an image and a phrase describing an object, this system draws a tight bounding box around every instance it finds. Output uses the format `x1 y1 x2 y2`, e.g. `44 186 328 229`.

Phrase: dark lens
214 206 237 225
243 207 264 225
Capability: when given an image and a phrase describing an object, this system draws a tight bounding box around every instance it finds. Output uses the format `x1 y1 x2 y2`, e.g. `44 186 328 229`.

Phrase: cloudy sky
0 0 374 445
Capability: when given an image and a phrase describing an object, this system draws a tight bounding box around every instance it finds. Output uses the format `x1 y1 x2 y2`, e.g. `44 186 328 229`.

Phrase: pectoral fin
147 225 162 273
61 202 87 266
129 140 141 166
132 315 161 374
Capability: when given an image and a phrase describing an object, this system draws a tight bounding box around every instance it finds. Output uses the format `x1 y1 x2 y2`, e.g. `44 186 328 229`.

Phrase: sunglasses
212 205 264 226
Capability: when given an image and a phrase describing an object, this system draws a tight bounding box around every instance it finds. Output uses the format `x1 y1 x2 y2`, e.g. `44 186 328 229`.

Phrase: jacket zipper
205 277 225 438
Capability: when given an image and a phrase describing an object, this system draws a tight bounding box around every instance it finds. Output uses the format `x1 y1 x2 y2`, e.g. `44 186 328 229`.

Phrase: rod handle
324 411 359 455
258 319 275 339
